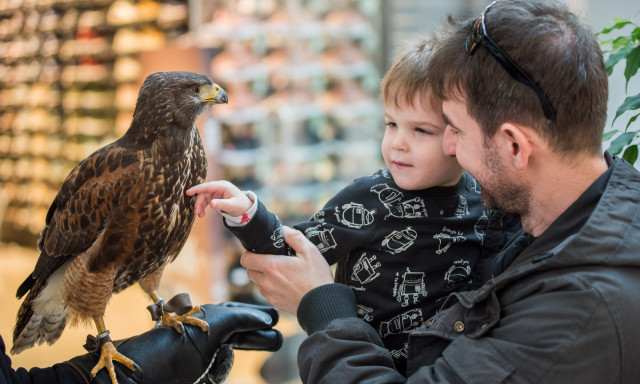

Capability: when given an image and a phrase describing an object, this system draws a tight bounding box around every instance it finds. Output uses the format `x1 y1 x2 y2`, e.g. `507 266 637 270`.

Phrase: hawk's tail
11 280 67 354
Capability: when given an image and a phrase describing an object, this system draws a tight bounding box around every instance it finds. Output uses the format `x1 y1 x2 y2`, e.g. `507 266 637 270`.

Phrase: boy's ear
496 123 534 170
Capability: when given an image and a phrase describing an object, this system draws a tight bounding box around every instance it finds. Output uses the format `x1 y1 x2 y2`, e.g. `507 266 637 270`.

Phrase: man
240 0 640 382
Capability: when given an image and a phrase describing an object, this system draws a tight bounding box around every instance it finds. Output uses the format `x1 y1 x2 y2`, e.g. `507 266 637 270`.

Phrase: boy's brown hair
380 35 439 111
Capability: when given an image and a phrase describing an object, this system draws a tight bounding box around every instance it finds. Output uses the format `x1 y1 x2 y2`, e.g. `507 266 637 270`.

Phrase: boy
187 36 487 375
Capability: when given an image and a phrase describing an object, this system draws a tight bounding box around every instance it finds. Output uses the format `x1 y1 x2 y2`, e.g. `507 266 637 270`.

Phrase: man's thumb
282 226 307 255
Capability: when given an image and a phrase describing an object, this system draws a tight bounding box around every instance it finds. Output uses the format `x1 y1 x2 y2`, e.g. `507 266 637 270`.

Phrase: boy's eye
385 122 397 128
415 127 431 135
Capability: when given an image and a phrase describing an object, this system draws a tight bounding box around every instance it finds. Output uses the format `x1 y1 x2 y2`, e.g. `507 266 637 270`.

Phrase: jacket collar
456 155 640 307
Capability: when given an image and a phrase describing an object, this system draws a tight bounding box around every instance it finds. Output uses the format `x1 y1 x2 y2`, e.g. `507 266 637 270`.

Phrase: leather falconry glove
65 302 283 384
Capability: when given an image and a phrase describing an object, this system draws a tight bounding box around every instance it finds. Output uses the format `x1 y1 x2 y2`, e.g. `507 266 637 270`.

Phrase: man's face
442 98 531 215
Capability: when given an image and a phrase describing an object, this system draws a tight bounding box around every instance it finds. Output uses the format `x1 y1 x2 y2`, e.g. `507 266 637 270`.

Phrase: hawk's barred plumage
12 71 228 383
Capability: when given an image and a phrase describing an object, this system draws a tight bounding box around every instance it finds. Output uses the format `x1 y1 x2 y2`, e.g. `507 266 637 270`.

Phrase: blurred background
0 0 636 383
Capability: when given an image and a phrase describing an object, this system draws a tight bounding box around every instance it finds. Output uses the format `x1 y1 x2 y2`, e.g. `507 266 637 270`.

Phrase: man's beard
480 182 530 217
479 143 531 217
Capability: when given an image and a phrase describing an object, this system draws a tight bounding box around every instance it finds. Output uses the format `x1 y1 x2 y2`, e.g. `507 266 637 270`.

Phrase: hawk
11 71 228 383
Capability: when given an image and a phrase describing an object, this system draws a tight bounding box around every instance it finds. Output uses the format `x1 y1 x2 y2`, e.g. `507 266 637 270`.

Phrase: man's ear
496 123 534 170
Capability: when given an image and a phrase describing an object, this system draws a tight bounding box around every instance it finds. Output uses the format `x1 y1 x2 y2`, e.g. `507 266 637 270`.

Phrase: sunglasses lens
466 17 483 55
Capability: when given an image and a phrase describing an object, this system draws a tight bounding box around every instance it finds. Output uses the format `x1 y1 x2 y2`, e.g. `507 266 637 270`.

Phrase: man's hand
186 180 252 218
241 227 335 315
66 302 282 384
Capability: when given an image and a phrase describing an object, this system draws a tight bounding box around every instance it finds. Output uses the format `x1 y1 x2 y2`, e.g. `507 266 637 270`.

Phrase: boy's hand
186 180 253 218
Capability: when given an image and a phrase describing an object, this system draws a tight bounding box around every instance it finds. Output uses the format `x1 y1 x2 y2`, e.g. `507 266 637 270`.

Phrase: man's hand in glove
65 302 283 384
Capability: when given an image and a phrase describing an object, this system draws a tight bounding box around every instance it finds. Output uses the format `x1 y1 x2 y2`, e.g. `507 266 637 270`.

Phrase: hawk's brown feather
12 71 227 354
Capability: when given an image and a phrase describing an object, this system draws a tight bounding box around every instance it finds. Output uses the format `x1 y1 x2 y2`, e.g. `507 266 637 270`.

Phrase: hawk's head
128 71 228 140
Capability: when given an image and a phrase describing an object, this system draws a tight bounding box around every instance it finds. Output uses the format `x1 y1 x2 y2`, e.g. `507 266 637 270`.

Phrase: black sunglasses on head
465 0 557 121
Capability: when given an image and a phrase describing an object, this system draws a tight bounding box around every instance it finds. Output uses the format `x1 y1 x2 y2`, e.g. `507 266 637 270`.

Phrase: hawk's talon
91 340 139 384
161 305 209 333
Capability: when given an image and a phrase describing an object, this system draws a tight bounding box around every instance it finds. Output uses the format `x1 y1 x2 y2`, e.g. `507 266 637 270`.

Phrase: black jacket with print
226 169 487 375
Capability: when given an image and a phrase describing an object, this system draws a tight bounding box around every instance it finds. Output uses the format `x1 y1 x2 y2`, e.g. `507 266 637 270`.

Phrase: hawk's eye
193 85 200 93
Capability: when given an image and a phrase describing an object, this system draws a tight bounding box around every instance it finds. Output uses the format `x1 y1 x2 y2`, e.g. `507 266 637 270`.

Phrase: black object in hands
66 302 283 384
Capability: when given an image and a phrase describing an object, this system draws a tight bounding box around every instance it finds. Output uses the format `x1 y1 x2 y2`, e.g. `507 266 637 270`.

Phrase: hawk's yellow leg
91 317 137 384
150 291 208 333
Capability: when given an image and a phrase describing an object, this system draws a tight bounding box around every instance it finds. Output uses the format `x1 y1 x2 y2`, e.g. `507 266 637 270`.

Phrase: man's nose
443 127 456 157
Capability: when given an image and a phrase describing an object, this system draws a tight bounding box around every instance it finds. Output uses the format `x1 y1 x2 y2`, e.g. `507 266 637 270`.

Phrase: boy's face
382 93 463 191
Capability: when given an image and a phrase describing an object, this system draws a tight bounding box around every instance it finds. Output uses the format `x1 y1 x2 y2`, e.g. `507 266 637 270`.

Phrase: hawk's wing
17 142 140 297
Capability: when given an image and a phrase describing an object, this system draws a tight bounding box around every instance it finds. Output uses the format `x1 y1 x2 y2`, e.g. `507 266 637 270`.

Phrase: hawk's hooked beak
200 83 228 104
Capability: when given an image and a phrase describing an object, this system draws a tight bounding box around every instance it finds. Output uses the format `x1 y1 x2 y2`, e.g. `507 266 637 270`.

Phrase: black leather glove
66 302 283 384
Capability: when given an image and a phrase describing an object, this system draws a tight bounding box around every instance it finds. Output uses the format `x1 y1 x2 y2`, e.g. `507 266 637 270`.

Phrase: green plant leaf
605 45 634 75
622 144 639 165
612 36 633 51
625 113 640 131
598 19 632 35
624 46 640 91
613 93 640 124
603 130 619 141
609 132 637 154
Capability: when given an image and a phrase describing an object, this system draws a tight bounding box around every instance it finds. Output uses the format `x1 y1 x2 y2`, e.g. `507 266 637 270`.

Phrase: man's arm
240 227 421 383
242 227 621 384
241 227 335 315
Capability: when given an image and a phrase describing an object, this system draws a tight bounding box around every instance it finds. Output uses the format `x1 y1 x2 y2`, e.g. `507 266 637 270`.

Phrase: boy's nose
392 133 409 152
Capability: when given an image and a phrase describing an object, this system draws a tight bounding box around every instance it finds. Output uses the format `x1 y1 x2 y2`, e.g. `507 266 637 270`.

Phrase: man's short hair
428 0 608 156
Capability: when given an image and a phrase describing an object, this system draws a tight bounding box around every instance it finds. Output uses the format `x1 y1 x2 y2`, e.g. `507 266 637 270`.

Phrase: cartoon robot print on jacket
370 183 428 219
351 253 382 289
474 212 488 243
304 224 338 254
379 308 423 338
270 225 285 249
393 268 428 307
444 259 472 288
390 343 409 361
433 226 467 255
334 202 376 229
454 195 469 218
382 226 417 254
357 304 374 322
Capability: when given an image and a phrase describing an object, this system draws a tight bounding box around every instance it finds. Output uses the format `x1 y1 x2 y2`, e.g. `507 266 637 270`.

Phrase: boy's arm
228 176 381 264
187 180 292 256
